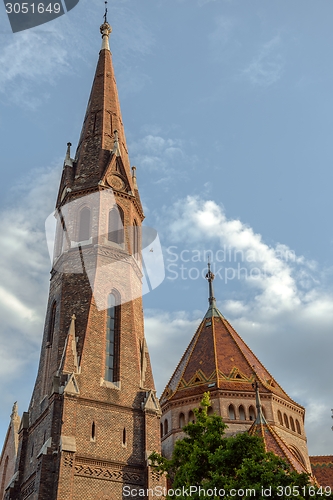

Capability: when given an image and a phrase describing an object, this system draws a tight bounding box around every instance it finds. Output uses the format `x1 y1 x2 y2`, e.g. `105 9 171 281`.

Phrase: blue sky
0 0 332 456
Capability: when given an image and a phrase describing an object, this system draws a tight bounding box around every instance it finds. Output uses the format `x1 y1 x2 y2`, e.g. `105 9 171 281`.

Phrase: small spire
11 402 18 419
205 260 216 307
252 380 266 424
100 3 112 51
65 142 73 167
132 166 138 189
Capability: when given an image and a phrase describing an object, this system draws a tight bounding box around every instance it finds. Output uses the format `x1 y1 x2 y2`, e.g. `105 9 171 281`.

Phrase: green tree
150 393 332 500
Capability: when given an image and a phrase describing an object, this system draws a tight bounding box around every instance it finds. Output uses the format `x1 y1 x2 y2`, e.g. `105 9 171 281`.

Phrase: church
0 15 332 500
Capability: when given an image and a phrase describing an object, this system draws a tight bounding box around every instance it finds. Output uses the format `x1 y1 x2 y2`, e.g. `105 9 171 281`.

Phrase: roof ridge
249 420 309 476
160 316 203 401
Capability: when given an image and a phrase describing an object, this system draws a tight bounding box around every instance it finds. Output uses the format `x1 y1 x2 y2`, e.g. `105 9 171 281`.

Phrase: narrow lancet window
122 428 126 446
47 302 56 345
108 205 124 244
105 293 120 382
133 220 139 258
78 207 91 242
91 421 96 441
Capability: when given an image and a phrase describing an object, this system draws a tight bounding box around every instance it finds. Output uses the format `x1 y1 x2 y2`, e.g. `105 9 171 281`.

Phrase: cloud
130 134 197 188
0 26 72 107
147 195 333 455
208 16 241 65
0 165 60 344
242 35 284 87
145 310 201 392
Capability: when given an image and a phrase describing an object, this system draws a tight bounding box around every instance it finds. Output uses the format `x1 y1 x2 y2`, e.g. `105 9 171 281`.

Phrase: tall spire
73 12 133 192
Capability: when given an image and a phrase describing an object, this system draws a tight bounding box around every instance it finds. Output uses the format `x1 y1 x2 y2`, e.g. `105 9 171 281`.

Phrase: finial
11 402 18 419
100 2 112 51
205 259 216 307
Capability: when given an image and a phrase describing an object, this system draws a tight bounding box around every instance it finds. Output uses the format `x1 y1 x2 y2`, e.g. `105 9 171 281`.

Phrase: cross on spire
205 259 216 307
104 1 108 23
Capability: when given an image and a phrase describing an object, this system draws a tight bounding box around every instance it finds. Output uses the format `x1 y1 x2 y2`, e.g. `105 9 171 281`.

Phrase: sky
0 0 332 458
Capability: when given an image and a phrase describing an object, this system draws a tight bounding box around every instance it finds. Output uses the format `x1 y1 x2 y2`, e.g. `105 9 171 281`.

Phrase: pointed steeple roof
160 266 296 406
248 381 311 477
73 18 134 193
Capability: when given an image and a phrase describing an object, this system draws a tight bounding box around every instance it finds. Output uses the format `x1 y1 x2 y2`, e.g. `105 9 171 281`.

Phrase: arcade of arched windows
227 404 266 422
161 402 280 437
277 409 302 435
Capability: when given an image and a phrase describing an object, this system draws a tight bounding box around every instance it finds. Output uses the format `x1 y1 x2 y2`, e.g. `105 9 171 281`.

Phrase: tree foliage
150 393 331 500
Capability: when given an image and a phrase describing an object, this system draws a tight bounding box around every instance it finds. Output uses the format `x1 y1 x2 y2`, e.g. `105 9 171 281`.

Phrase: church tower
3 17 162 500
160 264 312 474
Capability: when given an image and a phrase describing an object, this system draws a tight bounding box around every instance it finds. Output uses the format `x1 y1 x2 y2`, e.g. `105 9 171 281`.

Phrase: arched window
91 422 96 441
47 302 56 345
105 293 120 382
296 419 301 434
133 220 139 258
239 405 246 420
55 214 64 258
164 419 168 435
278 410 283 425
122 428 127 446
283 413 290 428
160 423 163 438
249 406 256 421
78 207 91 242
108 205 124 244
207 406 214 416
289 445 306 466
228 404 235 420
188 410 195 424
179 413 185 428
290 416 295 432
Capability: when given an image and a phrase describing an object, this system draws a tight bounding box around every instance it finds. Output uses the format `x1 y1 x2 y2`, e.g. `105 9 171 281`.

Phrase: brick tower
160 264 312 474
2 18 162 500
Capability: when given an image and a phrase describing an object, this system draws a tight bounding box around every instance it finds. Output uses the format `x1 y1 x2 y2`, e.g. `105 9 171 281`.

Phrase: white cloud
0 27 72 107
145 310 201 392
130 134 197 188
242 35 284 87
0 165 60 344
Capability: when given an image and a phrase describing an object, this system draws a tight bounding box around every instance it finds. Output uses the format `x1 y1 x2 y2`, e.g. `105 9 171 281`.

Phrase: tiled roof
249 420 309 476
310 456 333 488
160 302 295 406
